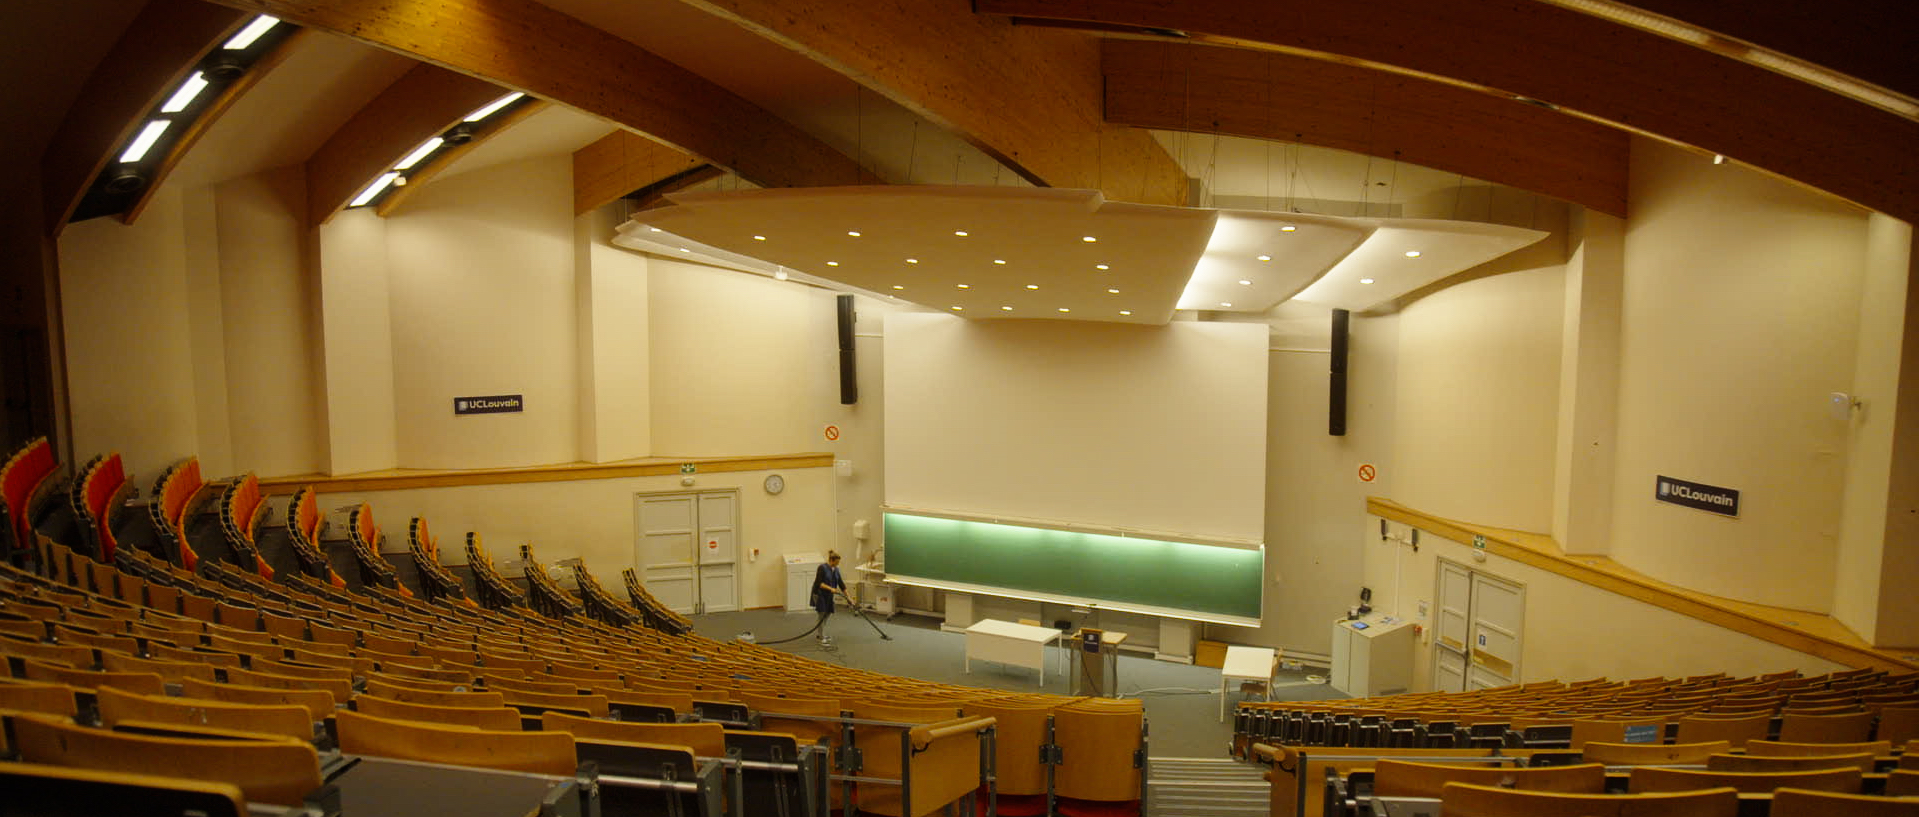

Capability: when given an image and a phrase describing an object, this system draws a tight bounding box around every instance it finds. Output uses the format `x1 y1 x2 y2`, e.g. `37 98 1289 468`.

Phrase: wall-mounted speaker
837 294 858 405
1329 308 1349 436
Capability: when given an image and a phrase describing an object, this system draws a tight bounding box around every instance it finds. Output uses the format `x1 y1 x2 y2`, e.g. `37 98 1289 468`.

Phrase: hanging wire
907 120 920 185
1387 151 1400 218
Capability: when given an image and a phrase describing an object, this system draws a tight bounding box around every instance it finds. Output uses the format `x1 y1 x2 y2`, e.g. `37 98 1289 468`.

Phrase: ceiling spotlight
650 227 663 233
1119 310 1133 316
1712 154 1726 165
892 285 905 290
1081 236 1097 243
993 259 1006 265
954 230 969 237
752 235 766 241
951 305 964 311
905 258 918 264
1107 288 1120 294
678 247 691 253
1281 225 1297 232
1256 255 1272 262
1238 280 1252 286
1360 278 1375 284
956 284 970 289
826 261 839 266
1001 306 1013 311
1025 284 1039 290
1404 250 1422 258
1058 307 1071 312
847 231 862 237
774 270 789 281
1095 264 1109 270
1220 302 1233 308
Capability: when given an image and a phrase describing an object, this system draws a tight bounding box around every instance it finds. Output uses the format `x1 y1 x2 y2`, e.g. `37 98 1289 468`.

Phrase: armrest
908 715 997 751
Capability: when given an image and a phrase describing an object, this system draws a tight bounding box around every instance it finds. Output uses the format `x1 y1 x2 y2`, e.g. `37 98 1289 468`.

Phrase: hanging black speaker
837 294 858 405
1329 308 1349 436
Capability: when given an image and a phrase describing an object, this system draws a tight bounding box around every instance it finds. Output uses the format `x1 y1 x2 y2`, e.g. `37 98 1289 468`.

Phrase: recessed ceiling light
1360 278 1375 285
954 230 969 237
1120 310 1132 316
1256 255 1271 262
1220 302 1233 308
1081 236 1097 243
1107 288 1120 294
1404 250 1422 258
826 261 839 266
393 137 445 171
1025 284 1039 290
119 120 171 163
847 231 861 237
1238 280 1252 286
222 15 280 50
905 258 918 264
649 227 663 233
1001 306 1013 311
463 92 524 122
160 72 209 114
951 306 964 311
1058 307 1071 312
1281 225 1297 232
752 235 766 241
774 270 789 281
956 284 970 289
1712 154 1726 165
993 259 1006 265
1095 264 1109 270
679 247 691 253
892 285 905 290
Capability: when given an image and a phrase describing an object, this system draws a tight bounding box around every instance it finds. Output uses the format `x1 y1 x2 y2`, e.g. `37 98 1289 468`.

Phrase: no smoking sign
1357 463 1378 483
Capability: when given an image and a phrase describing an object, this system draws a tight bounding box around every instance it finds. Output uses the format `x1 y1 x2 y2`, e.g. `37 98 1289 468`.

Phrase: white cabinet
784 553 823 612
1330 613 1415 697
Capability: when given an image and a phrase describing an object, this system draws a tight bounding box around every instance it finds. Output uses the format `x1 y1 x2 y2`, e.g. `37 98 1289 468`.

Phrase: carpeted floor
689 607 1347 758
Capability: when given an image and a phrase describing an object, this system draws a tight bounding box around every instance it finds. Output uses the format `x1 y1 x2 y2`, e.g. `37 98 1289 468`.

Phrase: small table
964 619 1066 686
1220 645 1278 721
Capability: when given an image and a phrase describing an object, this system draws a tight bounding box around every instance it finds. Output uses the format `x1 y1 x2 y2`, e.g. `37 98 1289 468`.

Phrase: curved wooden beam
1104 40 1629 216
304 62 507 226
978 0 1918 224
375 99 551 218
1611 0 1917 104
572 131 707 216
206 0 875 191
40 0 246 237
674 0 1189 206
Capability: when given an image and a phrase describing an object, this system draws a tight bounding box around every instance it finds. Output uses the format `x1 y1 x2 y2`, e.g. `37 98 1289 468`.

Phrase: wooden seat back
962 696 1058 795
1053 700 1144 803
1779 710 1876 743
0 679 81 716
542 711 726 757
96 686 312 741
1746 739 1891 757
11 711 321 805
1771 787 1919 817
351 694 522 730
1375 760 1606 798
1439 782 1738 816
179 678 334 722
0 759 248 817
334 709 575 775
1630 765 1862 793
1581 740 1729 765
1675 712 1772 748
1706 752 1875 772
363 678 503 707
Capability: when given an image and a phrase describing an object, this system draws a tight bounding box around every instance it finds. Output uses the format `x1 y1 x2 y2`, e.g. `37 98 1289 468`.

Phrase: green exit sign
680 463 697 474
1473 535 1487 549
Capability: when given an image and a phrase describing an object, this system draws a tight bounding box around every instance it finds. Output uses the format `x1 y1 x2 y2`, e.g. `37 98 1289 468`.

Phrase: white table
964 619 1066 686
1220 645 1278 721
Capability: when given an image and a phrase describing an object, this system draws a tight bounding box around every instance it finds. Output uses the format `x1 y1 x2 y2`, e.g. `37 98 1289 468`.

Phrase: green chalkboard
883 512 1263 623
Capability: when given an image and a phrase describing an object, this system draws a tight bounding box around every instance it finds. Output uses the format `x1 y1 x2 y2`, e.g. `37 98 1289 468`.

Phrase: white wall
1392 264 1565 533
385 155 581 468
315 208 398 475
575 208 651 462
1609 138 1868 611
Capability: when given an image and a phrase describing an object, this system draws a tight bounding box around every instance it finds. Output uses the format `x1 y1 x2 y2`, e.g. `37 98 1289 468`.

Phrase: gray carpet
689 608 1347 758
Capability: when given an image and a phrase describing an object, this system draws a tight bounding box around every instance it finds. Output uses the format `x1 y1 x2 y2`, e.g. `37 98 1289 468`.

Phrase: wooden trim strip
257 453 832 495
1366 496 1919 672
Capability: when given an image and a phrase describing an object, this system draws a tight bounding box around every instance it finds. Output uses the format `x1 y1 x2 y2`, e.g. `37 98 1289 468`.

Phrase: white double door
635 491 740 615
1433 560 1525 692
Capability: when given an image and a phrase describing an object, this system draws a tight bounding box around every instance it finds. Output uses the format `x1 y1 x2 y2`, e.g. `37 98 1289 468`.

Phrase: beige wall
315 208 398 475
1609 139 1868 611
215 166 323 477
1365 514 1846 687
386 155 581 468
1551 210 1624 554
1392 264 1565 533
575 208 652 462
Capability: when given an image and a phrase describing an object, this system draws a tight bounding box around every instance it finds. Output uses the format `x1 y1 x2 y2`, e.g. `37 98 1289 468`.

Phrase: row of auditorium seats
0 437 1152 816
1240 671 1919 816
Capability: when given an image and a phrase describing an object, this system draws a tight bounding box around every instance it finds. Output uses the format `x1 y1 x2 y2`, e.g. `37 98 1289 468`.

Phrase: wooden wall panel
571 131 706 216
678 0 1189 206
980 0 1917 224
208 0 873 191
1104 40 1629 216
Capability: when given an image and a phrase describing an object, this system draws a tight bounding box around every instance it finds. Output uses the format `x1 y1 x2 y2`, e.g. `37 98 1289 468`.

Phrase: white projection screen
884 313 1267 542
